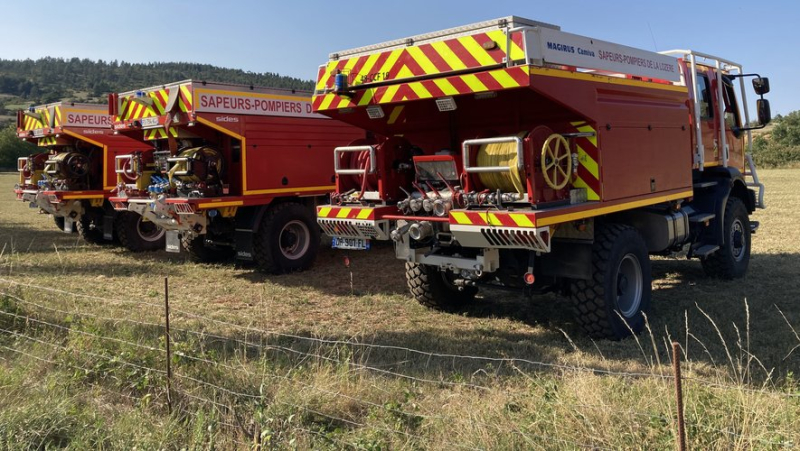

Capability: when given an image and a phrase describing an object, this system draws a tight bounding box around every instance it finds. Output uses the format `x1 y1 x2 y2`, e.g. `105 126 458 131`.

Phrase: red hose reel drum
337 136 413 202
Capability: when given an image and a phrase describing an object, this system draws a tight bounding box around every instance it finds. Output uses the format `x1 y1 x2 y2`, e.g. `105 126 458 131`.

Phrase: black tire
76 208 106 245
569 224 652 340
406 262 478 311
701 197 751 279
183 235 235 263
116 212 166 252
53 216 76 233
253 203 320 274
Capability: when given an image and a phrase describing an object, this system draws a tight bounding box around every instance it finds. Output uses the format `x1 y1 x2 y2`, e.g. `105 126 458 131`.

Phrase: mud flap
233 205 267 262
165 230 181 253
64 218 74 234
103 213 115 241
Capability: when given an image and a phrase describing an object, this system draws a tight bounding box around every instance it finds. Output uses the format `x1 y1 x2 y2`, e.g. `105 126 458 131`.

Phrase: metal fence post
165 276 173 414
672 341 687 451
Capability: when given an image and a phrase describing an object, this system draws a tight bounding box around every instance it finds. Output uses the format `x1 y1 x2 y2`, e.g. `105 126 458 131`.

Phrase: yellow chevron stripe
409 82 431 99
376 49 403 81
179 96 188 113
406 46 438 75
337 97 352 108
432 78 459 96
461 74 487 92
357 88 376 106
356 209 372 219
509 213 535 228
380 84 401 104
317 94 333 111
387 106 404 125
336 208 352 218
458 36 496 66
355 52 382 86
487 30 525 61
180 85 193 107
431 41 467 70
576 125 598 146
572 177 600 200
489 69 520 89
55 107 62 127
450 211 471 225
576 145 599 179
318 207 331 218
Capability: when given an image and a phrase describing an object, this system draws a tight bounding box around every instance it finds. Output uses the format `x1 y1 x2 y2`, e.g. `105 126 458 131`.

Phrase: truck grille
480 227 550 252
318 218 387 239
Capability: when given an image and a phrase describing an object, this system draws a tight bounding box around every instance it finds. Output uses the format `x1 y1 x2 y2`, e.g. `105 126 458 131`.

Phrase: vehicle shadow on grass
0 222 86 255
237 248 800 383
2 253 798 391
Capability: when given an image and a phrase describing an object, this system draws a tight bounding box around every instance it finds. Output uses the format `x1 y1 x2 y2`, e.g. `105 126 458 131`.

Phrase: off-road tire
76 209 106 245
406 262 478 311
116 212 166 252
569 224 652 340
183 235 235 263
701 197 751 279
253 203 319 274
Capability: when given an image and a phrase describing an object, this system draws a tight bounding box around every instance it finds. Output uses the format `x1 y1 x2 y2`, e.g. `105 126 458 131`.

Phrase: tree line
0 57 315 108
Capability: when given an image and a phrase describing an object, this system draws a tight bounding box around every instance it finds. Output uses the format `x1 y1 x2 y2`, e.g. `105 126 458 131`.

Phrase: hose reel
476 138 526 194
541 133 572 190
167 146 224 184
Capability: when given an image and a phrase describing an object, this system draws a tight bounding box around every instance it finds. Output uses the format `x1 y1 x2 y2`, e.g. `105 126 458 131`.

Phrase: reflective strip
336 208 352 218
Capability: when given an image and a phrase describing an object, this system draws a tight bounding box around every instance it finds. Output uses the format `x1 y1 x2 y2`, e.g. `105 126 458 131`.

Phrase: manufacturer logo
216 116 239 123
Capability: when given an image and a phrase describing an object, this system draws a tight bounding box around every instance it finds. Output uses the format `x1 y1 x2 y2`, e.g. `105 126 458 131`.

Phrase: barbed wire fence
0 277 797 449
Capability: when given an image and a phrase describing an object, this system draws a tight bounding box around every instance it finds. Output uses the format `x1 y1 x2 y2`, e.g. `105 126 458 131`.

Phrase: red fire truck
313 17 770 338
108 80 362 272
14 102 165 250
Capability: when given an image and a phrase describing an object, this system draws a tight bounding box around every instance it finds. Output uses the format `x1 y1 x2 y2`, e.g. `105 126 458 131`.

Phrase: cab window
722 75 742 135
695 73 713 119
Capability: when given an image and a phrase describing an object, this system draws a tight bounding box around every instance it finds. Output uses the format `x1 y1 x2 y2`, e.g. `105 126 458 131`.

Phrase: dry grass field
1 170 799 449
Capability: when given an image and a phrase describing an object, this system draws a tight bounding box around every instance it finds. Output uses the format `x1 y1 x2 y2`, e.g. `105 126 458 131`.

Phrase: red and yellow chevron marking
144 127 179 141
450 210 537 228
317 30 526 92
21 109 46 131
569 121 601 201
116 84 193 122
37 136 58 147
314 66 530 111
317 206 375 221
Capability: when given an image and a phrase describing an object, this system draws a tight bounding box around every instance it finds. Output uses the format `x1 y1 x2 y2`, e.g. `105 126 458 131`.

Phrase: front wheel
116 212 166 252
569 224 652 340
253 203 319 274
406 263 478 311
701 197 751 279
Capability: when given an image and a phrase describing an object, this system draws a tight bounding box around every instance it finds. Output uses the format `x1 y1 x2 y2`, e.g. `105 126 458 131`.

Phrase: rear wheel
254 203 319 274
76 208 106 245
116 212 166 252
569 224 652 340
406 263 478 311
701 196 751 279
183 235 235 263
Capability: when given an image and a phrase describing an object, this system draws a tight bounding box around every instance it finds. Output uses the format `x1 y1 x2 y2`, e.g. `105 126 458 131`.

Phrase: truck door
693 68 718 167
719 74 745 170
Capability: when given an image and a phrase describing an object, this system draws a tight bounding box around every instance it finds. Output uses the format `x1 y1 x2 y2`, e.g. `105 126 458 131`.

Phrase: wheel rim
616 253 643 318
730 218 747 262
279 220 310 260
136 216 165 242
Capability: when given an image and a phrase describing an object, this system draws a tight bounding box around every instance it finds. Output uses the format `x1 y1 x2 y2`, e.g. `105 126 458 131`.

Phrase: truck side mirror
753 77 770 95
757 99 771 125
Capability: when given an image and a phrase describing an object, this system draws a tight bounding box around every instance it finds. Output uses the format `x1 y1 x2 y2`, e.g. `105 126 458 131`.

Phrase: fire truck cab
312 17 770 339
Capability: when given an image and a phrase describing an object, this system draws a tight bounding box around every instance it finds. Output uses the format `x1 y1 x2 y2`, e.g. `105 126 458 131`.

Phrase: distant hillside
0 57 315 124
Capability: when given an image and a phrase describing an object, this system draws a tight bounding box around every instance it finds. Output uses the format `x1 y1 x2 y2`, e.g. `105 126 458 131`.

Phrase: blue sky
1 0 797 114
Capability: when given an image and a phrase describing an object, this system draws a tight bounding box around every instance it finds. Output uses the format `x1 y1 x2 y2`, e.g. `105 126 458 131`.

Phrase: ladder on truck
660 49 765 209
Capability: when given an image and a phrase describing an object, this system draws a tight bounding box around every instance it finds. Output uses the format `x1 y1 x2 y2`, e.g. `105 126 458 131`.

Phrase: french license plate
141 117 159 128
332 236 370 250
